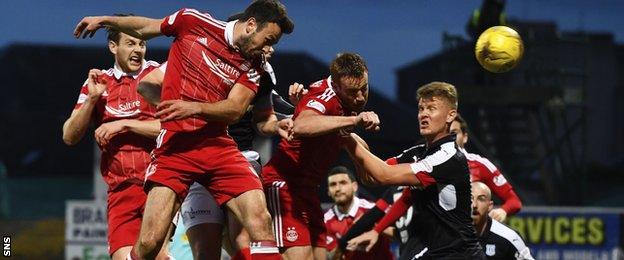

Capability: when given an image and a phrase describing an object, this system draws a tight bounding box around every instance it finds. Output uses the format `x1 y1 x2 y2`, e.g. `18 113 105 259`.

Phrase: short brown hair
239 0 294 34
416 81 458 109
329 53 368 82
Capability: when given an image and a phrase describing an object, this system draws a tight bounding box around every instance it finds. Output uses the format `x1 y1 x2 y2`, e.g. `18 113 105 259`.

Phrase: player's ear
352 180 358 193
245 17 257 34
108 40 117 55
487 201 494 211
446 109 457 124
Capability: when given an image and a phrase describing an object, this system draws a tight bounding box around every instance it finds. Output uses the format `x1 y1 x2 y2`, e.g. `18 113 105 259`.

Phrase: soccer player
73 1 294 259
452 114 522 222
471 182 533 259
324 166 394 260
343 82 484 259
262 52 380 259
137 44 296 260
338 113 524 256
61 22 165 259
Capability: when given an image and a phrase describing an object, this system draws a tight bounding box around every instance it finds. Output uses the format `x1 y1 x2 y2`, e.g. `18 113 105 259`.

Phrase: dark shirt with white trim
403 134 484 259
478 217 534 260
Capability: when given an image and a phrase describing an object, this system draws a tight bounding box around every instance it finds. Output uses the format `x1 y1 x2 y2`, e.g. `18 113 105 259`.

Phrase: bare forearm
198 100 246 124
256 114 279 136
62 102 96 145
123 119 161 139
103 16 163 40
293 115 357 137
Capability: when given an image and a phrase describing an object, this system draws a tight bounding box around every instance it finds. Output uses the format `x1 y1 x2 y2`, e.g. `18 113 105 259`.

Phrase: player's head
450 113 469 148
327 166 358 206
471 182 493 226
236 0 294 61
107 14 146 73
416 82 458 143
330 53 369 112
229 12 275 61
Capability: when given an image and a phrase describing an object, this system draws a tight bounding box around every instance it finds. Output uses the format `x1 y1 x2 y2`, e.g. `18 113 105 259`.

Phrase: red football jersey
74 61 160 190
160 8 262 132
262 77 352 187
324 197 395 260
461 148 522 214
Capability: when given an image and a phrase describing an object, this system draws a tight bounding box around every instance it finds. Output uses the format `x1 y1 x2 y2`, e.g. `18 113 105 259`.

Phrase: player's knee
246 210 272 232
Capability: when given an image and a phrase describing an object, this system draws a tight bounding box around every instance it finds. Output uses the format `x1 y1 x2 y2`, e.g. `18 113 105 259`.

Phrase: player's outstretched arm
343 133 423 187
292 110 379 138
74 15 163 40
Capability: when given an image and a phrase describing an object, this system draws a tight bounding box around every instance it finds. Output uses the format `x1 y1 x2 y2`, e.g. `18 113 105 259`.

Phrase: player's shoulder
179 8 226 28
465 151 498 173
144 60 161 68
490 219 528 250
324 208 336 223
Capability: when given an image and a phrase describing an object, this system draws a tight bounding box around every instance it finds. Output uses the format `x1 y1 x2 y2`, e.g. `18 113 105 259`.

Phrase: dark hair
454 113 469 134
329 53 368 82
328 166 356 182
227 12 244 22
106 13 134 43
239 0 294 34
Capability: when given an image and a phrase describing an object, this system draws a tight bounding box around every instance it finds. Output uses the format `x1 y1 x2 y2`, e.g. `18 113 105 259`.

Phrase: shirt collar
333 196 360 221
112 61 146 80
225 20 237 49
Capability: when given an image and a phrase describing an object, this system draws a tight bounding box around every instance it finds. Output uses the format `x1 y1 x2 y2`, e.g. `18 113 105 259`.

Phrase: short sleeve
234 67 261 94
74 80 90 109
296 85 338 116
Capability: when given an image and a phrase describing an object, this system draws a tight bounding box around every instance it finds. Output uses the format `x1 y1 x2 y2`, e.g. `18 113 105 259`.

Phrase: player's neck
232 21 244 50
337 199 354 215
424 131 450 147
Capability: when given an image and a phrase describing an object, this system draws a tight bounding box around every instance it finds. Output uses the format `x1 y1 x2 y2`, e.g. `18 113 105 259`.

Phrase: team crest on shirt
286 227 299 242
485 244 496 256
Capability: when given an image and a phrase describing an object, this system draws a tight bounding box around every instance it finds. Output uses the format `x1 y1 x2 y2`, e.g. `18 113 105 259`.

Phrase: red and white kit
147 8 264 205
263 77 352 248
74 60 159 254
324 197 395 260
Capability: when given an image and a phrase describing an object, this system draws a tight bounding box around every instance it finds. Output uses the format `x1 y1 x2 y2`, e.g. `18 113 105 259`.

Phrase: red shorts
107 183 146 255
146 129 262 205
265 181 326 248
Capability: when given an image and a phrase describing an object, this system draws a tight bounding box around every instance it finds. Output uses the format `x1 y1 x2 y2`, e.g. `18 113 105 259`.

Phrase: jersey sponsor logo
306 100 326 113
486 244 496 256
202 51 239 86
493 174 507 186
105 104 141 118
286 227 299 242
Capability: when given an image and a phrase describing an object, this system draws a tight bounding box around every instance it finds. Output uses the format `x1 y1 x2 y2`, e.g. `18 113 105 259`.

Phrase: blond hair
416 81 458 109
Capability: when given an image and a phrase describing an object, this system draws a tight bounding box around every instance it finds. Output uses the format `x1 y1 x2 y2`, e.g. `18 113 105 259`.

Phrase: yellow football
475 26 524 73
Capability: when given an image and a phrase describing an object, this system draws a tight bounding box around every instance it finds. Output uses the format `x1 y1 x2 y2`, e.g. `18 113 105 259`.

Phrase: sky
1 0 623 100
